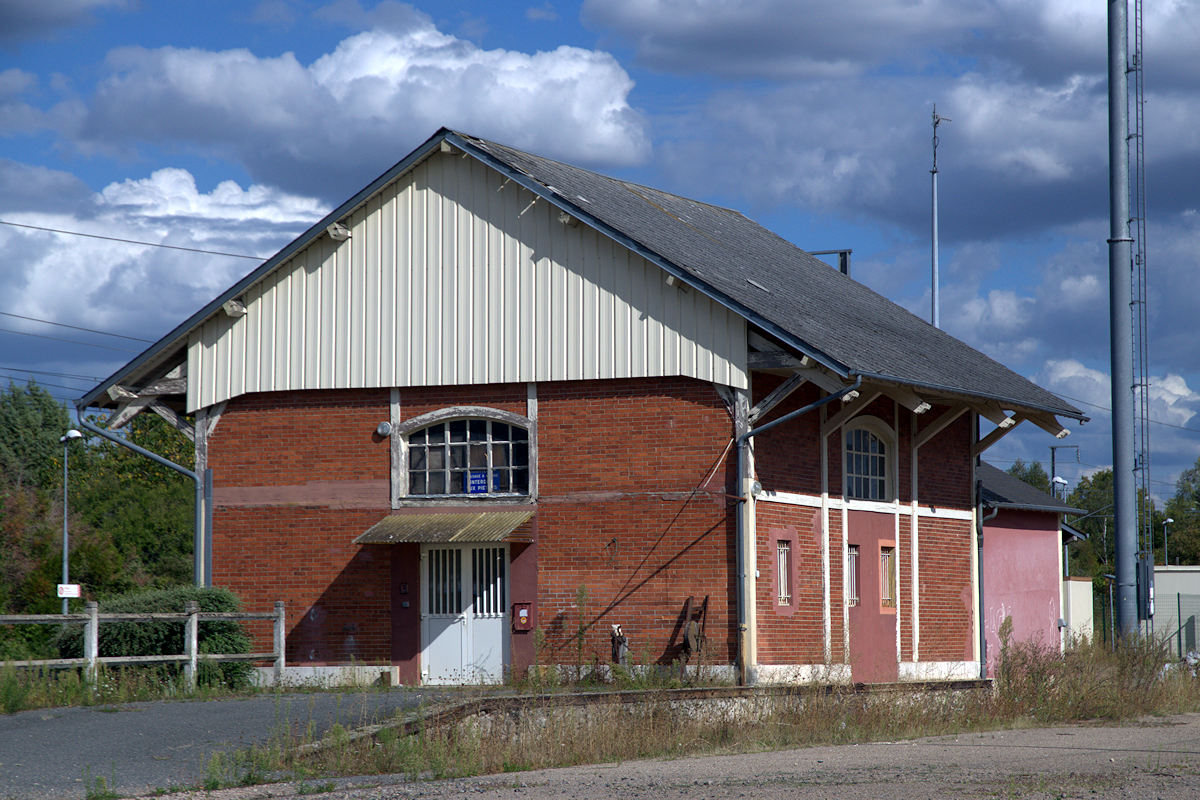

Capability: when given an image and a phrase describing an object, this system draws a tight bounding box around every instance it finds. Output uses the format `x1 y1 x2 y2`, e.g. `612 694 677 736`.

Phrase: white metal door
421 544 508 684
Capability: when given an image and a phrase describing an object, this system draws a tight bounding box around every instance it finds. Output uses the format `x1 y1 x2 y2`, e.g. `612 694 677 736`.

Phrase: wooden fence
0 600 285 690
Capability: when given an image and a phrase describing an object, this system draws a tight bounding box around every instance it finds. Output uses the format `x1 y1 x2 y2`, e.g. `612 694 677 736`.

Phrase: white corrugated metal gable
186 148 748 410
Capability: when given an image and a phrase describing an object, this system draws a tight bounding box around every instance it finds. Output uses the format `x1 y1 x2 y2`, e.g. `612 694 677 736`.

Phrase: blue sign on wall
468 470 489 494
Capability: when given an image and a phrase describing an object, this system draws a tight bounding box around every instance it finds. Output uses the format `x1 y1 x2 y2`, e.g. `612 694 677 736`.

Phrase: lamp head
1166 518 1174 524
60 429 82 443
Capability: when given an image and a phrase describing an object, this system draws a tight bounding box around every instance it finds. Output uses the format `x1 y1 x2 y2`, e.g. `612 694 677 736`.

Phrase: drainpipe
735 375 862 685
977 494 999 680
75 415 205 587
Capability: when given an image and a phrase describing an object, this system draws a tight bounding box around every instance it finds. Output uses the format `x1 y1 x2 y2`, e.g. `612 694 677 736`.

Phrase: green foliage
1164 457 1200 566
54 586 253 689
0 381 71 491
1006 459 1052 495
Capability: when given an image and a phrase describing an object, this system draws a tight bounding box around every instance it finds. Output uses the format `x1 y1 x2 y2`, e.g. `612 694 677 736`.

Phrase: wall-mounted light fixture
327 222 351 241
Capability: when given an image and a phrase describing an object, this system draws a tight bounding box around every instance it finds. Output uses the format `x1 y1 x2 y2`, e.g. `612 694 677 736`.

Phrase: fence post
273 601 286 686
184 601 199 692
84 601 99 686
1179 593 1184 660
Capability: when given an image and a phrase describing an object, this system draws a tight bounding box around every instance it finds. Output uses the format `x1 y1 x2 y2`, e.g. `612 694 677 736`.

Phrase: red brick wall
916 517 975 661
755 502 824 664
916 409 973 509
208 378 738 673
533 378 737 667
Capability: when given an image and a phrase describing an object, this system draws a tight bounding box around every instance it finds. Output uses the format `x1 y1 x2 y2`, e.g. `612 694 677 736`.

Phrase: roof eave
850 369 1087 423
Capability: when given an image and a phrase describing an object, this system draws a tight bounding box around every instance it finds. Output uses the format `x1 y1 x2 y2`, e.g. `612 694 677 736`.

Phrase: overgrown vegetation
0 382 195 661
200 634 1200 790
1 586 254 713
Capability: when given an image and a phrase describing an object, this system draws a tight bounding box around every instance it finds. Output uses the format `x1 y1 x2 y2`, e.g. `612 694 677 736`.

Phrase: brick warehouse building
80 129 1085 685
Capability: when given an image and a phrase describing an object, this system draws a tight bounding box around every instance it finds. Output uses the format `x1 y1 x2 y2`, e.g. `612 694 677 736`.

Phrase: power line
0 311 152 343
0 365 101 381
1055 391 1200 435
0 374 87 394
0 218 269 261
0 326 139 353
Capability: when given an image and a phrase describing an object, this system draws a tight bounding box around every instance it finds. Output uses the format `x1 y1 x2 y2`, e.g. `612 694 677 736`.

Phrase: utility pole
931 105 950 329
1108 0 1139 636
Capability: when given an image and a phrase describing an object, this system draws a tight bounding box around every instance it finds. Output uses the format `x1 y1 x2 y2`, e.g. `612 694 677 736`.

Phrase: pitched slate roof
453 131 1084 422
80 127 1085 423
978 463 1084 515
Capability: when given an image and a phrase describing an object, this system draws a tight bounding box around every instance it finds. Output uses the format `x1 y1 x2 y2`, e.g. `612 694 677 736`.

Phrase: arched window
407 418 529 496
844 417 893 501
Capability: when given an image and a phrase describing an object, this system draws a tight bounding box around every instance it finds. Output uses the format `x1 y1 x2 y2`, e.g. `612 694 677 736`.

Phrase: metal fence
0 600 285 690
1094 589 1200 658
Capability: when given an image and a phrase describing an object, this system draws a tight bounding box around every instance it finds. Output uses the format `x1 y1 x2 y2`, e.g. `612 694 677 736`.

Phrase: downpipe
75 415 206 587
735 375 862 685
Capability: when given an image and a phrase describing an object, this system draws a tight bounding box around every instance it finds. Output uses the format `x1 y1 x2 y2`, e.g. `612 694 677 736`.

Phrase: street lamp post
60 429 82 614
1164 518 1175 567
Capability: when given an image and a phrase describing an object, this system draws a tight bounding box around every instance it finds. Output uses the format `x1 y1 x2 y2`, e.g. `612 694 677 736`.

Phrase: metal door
421 544 508 684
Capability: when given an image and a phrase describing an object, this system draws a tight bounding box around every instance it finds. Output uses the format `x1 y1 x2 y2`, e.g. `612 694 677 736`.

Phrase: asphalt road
0 689 456 799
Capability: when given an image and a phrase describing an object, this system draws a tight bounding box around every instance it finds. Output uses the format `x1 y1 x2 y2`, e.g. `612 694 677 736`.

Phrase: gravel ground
141 713 1200 800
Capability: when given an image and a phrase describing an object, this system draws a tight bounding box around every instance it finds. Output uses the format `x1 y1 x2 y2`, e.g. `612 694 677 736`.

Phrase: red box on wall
512 602 533 631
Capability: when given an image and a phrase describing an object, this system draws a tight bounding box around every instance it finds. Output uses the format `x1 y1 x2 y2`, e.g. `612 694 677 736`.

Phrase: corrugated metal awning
354 509 534 544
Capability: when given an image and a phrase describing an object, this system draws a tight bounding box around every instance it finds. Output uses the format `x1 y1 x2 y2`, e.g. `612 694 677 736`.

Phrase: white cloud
1150 374 1200 428
73 19 647 199
1040 358 1109 411
3 166 325 341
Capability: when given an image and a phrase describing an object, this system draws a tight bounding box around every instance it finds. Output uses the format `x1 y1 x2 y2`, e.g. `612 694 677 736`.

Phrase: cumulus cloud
72 17 647 200
2 165 325 345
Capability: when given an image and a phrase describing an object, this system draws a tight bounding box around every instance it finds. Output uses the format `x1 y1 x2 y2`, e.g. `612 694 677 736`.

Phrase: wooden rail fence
0 600 285 690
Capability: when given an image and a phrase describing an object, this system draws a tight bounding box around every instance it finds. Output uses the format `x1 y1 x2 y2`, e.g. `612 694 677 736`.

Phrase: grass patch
198 634 1200 791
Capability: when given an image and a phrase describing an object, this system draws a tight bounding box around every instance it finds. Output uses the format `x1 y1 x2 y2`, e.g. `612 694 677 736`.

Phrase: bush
54 586 253 689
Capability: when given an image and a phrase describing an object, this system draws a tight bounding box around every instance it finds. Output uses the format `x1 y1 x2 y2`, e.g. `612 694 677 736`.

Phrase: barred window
777 541 792 606
845 426 888 501
880 546 896 608
408 419 529 497
847 545 860 607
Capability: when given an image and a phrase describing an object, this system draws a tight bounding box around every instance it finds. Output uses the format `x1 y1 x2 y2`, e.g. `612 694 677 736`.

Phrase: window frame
843 415 895 503
879 543 897 611
392 406 536 506
847 544 860 607
776 540 792 606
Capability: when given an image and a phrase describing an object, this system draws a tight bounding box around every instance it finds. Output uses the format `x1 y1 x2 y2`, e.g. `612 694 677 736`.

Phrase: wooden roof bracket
749 372 809 423
820 390 882 437
105 362 192 439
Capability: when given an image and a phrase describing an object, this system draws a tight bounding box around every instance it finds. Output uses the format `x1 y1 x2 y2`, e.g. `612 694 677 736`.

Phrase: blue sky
2 0 1199 501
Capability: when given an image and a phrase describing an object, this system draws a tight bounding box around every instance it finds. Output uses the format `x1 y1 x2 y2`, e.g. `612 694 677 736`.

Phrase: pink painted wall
982 509 1061 676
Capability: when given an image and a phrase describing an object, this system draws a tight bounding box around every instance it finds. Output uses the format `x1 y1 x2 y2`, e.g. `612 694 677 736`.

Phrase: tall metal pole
1108 0 1138 637
61 439 70 615
931 106 949 328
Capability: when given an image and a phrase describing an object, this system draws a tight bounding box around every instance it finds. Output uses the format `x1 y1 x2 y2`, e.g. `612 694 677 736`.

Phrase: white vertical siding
188 151 748 411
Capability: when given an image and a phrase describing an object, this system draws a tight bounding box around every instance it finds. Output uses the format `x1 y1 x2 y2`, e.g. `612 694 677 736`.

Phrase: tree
1164 457 1200 566
0 382 71 491
74 412 195 588
1007 459 1052 495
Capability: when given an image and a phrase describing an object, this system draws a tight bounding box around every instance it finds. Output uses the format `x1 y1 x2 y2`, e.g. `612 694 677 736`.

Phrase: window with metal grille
408 419 529 496
847 544 860 607
472 546 506 617
845 427 888 501
777 540 792 606
880 545 896 608
427 548 462 615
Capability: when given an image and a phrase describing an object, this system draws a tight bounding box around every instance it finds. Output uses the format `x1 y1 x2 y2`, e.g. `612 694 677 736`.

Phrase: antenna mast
931 105 950 328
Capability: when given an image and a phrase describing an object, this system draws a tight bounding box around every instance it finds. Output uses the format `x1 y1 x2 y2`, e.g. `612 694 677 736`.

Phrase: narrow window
847 545 860 607
880 545 896 608
776 540 792 606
